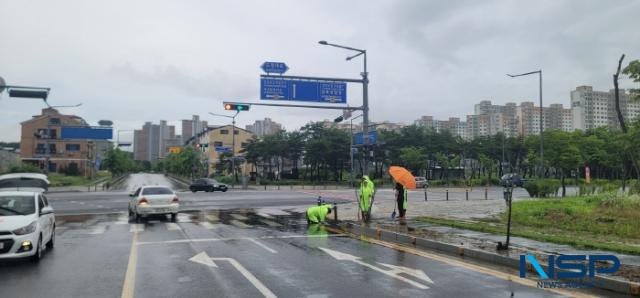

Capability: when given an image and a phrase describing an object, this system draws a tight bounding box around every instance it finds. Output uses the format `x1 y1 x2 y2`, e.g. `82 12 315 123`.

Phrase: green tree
399 146 424 175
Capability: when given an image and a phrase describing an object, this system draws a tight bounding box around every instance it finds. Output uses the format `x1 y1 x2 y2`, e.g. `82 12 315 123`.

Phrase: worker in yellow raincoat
359 175 375 222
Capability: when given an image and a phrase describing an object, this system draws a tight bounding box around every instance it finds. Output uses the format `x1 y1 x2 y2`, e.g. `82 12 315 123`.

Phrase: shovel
391 206 397 220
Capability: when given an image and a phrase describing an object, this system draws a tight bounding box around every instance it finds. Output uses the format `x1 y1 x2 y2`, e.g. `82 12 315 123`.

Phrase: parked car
0 173 55 262
189 178 228 193
500 173 524 187
415 177 428 188
128 185 179 222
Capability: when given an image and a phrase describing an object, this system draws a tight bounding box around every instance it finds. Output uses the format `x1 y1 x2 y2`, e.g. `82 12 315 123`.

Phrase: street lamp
507 70 543 177
209 111 240 182
318 40 370 175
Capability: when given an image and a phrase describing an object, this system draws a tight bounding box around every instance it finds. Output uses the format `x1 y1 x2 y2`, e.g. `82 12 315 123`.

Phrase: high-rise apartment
571 86 640 131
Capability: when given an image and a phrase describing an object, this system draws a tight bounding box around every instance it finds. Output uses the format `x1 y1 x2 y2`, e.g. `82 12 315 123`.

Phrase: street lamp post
349 114 364 187
507 70 543 177
319 40 370 176
209 111 240 182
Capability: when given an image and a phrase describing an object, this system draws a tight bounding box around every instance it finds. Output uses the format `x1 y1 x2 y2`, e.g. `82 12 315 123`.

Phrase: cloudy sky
1 0 638 143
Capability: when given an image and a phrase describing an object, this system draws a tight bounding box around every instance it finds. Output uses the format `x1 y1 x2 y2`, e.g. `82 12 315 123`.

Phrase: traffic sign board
261 62 289 74
354 131 378 145
215 146 231 153
260 78 346 103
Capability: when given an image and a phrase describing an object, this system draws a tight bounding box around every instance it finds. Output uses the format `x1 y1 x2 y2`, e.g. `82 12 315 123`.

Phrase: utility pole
210 110 241 182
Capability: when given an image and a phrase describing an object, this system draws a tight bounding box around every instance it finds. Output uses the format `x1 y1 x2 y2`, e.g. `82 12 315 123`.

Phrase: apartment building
246 118 283 138
571 86 640 131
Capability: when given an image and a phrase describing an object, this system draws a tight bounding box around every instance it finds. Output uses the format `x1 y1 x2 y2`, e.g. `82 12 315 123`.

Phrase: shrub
524 179 560 198
600 192 640 209
6 164 42 174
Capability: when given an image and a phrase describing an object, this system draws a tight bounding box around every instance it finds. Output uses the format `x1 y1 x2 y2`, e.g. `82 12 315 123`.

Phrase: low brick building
20 108 112 176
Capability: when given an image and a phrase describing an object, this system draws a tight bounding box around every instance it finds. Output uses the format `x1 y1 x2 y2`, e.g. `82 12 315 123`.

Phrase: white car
128 185 179 222
0 173 55 262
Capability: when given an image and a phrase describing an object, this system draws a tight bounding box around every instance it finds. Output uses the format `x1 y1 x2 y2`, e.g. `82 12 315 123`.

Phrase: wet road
0 210 576 298
45 174 351 215
0 174 604 297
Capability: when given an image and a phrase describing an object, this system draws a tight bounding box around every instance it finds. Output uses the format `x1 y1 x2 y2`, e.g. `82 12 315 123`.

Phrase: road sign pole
362 51 369 176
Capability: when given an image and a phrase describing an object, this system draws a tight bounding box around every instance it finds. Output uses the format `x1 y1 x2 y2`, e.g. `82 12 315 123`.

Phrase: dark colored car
500 173 524 187
189 178 228 193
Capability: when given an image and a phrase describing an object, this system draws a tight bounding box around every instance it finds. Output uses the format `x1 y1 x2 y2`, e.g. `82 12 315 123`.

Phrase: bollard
485 187 488 200
317 196 322 206
277 184 280 190
466 189 469 201
446 189 449 201
264 185 267 191
333 202 338 223
424 187 428 201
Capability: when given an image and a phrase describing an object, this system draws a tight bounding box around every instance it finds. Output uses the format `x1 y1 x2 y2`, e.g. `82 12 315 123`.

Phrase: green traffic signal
224 103 250 111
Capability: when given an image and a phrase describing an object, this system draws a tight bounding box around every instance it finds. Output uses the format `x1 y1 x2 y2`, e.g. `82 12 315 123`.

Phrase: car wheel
222 189 227 192
208 186 214 192
31 236 42 262
170 213 177 222
46 225 55 250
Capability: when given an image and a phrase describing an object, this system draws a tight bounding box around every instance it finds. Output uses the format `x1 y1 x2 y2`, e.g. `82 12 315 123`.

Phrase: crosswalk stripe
177 214 191 223
230 220 251 228
88 225 107 235
130 224 144 233
200 222 216 229
165 223 181 230
231 214 248 220
259 219 282 227
206 214 219 222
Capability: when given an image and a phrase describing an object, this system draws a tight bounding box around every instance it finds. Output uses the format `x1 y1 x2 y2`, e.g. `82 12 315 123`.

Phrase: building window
220 129 229 135
214 141 223 147
36 143 56 154
66 144 81 151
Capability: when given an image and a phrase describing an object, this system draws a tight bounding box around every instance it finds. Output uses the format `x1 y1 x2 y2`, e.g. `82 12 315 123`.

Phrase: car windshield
0 195 35 216
141 187 173 195
0 177 48 190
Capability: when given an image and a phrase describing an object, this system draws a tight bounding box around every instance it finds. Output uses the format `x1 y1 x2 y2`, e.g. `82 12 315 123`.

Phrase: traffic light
224 103 250 111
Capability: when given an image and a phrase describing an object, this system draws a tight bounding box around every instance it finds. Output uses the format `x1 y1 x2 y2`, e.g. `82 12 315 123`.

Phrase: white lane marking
246 238 277 254
230 220 250 228
206 214 219 222
259 219 282 227
129 224 144 233
188 252 276 298
256 212 274 219
137 234 347 245
200 222 216 229
319 247 432 289
165 223 181 231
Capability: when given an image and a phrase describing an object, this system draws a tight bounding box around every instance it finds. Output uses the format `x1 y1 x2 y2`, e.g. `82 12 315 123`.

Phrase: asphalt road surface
0 174 608 297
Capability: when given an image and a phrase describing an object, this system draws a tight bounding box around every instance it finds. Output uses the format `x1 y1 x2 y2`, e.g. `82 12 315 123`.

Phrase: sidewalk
291 190 640 295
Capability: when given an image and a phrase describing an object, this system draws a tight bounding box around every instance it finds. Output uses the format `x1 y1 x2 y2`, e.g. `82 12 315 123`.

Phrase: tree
542 130 583 197
102 148 135 175
399 147 424 175
623 59 640 101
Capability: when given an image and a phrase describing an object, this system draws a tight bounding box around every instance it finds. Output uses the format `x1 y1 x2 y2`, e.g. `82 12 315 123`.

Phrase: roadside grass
415 192 640 255
48 171 112 187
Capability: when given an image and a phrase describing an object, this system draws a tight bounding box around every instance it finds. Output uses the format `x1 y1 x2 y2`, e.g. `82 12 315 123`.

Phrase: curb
334 221 640 296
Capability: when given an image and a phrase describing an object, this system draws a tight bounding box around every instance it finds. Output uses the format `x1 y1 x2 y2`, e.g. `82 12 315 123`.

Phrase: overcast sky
1 0 639 142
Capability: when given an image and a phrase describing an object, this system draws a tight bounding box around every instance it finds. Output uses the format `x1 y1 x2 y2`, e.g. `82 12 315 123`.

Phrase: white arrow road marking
318 247 433 290
189 252 218 267
189 252 276 298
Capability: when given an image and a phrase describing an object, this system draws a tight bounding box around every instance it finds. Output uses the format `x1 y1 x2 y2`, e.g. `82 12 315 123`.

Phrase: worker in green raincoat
306 204 332 224
359 175 375 221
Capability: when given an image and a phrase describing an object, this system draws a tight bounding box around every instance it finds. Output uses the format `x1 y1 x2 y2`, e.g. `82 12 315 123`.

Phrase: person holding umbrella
388 166 416 220
394 182 408 219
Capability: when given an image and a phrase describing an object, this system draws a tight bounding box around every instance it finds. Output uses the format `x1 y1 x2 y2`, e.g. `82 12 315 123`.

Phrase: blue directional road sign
260 78 347 103
215 146 232 153
261 62 289 74
354 131 378 145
